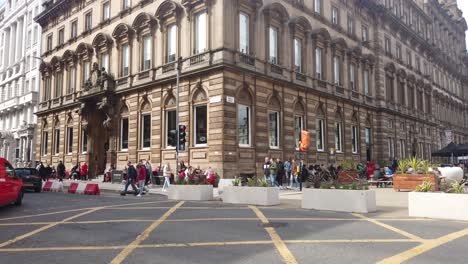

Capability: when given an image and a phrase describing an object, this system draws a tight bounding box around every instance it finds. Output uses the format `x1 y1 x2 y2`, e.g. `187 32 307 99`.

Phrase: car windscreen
14 169 37 178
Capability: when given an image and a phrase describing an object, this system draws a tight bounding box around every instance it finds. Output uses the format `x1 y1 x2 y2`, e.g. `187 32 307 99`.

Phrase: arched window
294 100 305 150
76 43 94 86
92 33 113 74
237 84 252 147
311 28 331 82
39 62 52 102
316 104 326 151
183 0 212 55
62 50 77 95
164 93 176 148
41 121 49 156
156 1 183 64
237 0 262 54
132 13 157 72
331 38 348 88
51 56 63 99
119 105 129 151
139 100 151 150
334 108 343 153
263 3 289 67
66 116 73 154
290 16 311 75
112 23 134 78
268 92 281 149
192 86 208 146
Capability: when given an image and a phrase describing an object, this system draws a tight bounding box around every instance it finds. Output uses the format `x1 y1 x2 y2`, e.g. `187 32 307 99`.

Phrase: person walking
290 159 297 189
38 162 46 182
145 160 152 186
263 157 271 182
276 158 284 188
269 158 278 187
56 161 65 182
162 163 172 192
137 162 146 197
121 161 138 196
81 162 88 181
284 158 291 188
300 164 309 191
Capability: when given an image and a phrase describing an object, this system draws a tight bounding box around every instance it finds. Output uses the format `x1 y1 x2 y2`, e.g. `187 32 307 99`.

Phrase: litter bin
111 170 123 184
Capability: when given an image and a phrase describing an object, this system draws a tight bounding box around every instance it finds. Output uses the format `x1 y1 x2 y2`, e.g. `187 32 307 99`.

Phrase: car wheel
14 191 23 206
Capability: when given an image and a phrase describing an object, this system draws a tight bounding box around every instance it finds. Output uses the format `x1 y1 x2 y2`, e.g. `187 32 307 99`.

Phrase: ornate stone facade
35 0 468 178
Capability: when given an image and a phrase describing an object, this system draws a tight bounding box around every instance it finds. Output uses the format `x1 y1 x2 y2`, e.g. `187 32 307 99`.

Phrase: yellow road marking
250 206 298 264
0 238 425 253
110 201 185 264
0 207 104 248
351 213 424 241
377 228 468 263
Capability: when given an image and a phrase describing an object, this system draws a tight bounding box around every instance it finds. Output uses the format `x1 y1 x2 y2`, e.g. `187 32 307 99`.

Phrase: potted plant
167 169 218 201
393 157 438 191
337 159 359 183
409 180 468 221
222 176 280 206
302 181 376 213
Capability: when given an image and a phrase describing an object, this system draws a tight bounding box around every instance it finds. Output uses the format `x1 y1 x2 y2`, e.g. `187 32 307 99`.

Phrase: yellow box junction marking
249 206 298 264
110 201 185 264
351 213 424 241
377 228 468 264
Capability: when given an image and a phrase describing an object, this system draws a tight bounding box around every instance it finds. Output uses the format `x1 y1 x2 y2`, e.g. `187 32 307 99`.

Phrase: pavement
0 189 467 263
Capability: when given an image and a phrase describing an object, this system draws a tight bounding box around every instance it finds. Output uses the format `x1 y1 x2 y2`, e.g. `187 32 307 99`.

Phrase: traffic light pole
176 57 182 173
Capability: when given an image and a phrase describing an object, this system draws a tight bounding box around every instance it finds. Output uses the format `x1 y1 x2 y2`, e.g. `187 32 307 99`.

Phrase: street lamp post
176 57 183 173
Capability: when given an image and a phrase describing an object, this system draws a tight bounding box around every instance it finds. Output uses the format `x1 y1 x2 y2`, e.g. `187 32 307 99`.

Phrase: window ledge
239 145 253 148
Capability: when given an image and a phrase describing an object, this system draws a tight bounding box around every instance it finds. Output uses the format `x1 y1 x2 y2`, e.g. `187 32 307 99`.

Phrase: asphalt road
0 191 467 264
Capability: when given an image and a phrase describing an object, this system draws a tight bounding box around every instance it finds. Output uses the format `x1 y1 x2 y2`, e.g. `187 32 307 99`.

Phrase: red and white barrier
43 181 100 195
75 182 88 194
51 181 64 192
68 182 79 194
42 181 53 192
84 183 100 195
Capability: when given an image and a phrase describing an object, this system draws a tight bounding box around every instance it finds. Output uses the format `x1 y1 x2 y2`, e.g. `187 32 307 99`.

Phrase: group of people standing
35 161 88 182
263 157 307 189
121 160 152 197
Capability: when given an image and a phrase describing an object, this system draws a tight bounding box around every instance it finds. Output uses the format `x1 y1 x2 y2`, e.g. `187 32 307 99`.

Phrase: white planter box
302 189 376 213
409 192 468 221
168 185 213 201
222 186 280 206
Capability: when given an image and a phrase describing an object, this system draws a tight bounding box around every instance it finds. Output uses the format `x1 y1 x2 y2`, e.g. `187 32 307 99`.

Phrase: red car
0 158 23 206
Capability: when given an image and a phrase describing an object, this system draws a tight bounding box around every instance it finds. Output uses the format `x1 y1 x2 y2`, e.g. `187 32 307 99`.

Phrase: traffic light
178 124 187 152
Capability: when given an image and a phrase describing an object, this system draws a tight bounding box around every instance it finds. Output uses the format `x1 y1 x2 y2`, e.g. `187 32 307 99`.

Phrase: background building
0 0 42 166
35 0 468 178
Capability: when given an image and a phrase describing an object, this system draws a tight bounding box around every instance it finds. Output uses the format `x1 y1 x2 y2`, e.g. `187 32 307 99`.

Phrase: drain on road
262 222 288 228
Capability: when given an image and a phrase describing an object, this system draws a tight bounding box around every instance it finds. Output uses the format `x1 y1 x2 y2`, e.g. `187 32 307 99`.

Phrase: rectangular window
364 69 369 95
15 139 20 159
331 7 339 25
238 104 250 146
47 34 53 51
81 129 88 153
67 127 73 154
103 2 110 21
141 114 151 149
42 131 48 155
407 50 412 66
143 35 151 70
195 105 208 145
396 45 402 60
68 66 75 94
268 111 279 148
58 28 64 45
85 12 92 31
385 37 391 54
349 63 355 91
314 0 321 14
269 27 278 64
166 110 176 148
315 47 322 79
54 129 60 155
333 56 340 85
83 61 90 82
101 53 109 72
388 138 395 158
55 72 63 98
335 122 342 152
123 0 130 9
316 119 324 151
167 24 177 62
352 125 358 153
120 118 128 150
347 15 354 35
71 20 78 38
239 12 249 54
415 57 420 72
294 116 303 149
362 25 368 42
121 43 129 76
294 38 302 72
195 12 207 54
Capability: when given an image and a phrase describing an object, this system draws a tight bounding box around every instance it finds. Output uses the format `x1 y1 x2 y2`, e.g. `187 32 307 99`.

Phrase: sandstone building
35 0 468 178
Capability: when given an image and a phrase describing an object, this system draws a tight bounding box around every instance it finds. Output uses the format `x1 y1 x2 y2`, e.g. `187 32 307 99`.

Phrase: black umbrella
432 142 458 157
